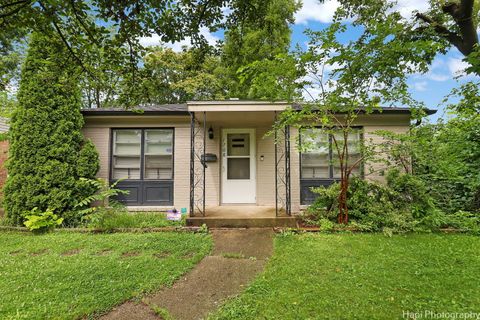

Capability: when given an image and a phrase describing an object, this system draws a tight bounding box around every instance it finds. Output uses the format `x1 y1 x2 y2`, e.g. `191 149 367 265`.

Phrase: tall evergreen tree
4 29 99 225
221 0 301 98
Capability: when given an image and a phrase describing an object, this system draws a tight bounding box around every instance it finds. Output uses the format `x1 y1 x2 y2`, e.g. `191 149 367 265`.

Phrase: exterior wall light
208 126 214 139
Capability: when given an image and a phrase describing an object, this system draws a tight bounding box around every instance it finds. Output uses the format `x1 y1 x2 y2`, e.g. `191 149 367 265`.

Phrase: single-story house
81 100 435 226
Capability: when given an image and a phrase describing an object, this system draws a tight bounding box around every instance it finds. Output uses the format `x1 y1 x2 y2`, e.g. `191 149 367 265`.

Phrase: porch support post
285 125 291 216
189 112 195 217
274 112 279 217
202 111 206 216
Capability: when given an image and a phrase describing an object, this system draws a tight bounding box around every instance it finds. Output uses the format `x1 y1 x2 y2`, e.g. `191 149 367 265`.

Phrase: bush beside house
3 30 99 226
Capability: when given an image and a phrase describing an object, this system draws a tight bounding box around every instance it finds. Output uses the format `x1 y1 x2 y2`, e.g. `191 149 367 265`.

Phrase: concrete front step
186 216 298 228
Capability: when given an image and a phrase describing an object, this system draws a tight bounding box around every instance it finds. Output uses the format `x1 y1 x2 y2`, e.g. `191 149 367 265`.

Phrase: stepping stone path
100 228 274 320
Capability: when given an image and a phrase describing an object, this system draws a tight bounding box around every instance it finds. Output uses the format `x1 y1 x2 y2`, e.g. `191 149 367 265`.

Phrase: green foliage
0 91 17 118
305 170 480 234
211 234 480 319
221 0 300 98
82 210 185 231
237 53 304 100
23 207 63 233
0 0 229 92
77 140 100 177
75 178 128 211
120 47 226 106
3 30 99 226
0 232 212 319
376 111 480 214
0 132 8 142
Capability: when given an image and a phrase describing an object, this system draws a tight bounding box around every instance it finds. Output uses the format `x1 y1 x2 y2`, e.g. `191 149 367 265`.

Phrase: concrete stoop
186 216 298 228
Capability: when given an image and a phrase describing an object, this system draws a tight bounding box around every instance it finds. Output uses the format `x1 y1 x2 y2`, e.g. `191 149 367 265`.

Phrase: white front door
221 129 256 204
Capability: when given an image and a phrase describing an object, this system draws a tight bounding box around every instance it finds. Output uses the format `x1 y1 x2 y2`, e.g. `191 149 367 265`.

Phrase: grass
87 211 186 229
211 233 480 320
0 211 185 229
0 231 212 319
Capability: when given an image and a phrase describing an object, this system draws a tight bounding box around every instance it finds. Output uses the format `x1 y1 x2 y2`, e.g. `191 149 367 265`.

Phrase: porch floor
186 206 297 228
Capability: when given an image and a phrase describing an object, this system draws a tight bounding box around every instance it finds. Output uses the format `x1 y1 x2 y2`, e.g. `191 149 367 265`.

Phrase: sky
140 0 476 123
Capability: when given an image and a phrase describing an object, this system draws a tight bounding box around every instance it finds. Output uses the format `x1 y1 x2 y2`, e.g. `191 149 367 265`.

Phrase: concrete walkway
100 228 274 320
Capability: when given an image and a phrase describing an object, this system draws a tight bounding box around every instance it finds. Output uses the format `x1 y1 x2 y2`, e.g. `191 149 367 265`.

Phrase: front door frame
221 128 256 204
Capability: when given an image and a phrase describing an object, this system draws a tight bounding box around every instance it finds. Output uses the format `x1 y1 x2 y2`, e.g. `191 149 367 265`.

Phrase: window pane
113 130 141 179
145 130 173 155
144 129 173 179
114 130 141 155
227 134 250 156
332 130 362 178
301 153 329 178
228 158 250 179
301 129 329 179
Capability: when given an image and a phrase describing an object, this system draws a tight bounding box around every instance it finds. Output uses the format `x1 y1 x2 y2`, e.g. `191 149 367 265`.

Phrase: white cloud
139 27 220 51
393 0 430 20
413 81 428 92
412 57 450 82
295 0 429 25
447 57 470 77
295 0 340 25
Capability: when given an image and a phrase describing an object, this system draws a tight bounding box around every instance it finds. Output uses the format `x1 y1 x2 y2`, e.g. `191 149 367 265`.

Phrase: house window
112 129 173 180
111 128 174 206
300 128 362 204
144 129 174 180
112 130 141 179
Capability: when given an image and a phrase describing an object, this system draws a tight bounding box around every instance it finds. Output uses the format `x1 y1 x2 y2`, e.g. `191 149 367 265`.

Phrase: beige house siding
173 126 191 210
290 128 301 212
82 112 411 213
0 117 9 133
363 125 409 182
256 126 275 206
82 127 110 180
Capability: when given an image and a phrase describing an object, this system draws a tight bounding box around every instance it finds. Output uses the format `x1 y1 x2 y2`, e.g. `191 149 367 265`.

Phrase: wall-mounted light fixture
208 126 214 139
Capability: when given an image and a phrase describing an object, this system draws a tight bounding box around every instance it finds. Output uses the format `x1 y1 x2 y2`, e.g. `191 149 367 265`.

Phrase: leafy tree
336 0 479 67
3 29 99 225
415 0 478 57
376 111 480 214
118 47 226 106
237 53 304 100
275 8 433 224
221 0 301 98
0 0 225 76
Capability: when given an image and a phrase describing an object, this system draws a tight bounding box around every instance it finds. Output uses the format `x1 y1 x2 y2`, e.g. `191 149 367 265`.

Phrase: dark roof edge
81 106 437 116
81 110 190 116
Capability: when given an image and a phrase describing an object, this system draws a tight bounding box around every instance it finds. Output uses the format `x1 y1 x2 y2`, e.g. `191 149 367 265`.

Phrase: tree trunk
337 176 349 224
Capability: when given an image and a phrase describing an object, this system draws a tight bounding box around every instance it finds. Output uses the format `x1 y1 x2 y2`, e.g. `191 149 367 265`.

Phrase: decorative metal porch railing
274 112 291 216
189 112 206 217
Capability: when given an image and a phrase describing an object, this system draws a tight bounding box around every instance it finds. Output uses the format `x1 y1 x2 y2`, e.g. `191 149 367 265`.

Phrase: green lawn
211 233 480 320
0 231 212 320
86 211 187 229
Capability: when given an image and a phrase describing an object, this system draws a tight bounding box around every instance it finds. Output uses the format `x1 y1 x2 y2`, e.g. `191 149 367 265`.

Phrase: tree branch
416 0 478 56
38 1 93 77
0 0 30 19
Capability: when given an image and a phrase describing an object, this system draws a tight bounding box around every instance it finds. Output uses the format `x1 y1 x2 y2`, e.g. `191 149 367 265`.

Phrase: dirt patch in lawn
96 249 113 256
61 249 81 256
153 252 171 259
30 249 48 256
9 249 22 255
121 251 140 258
181 251 197 259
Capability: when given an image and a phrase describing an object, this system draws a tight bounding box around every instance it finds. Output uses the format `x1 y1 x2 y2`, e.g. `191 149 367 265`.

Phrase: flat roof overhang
187 100 291 112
